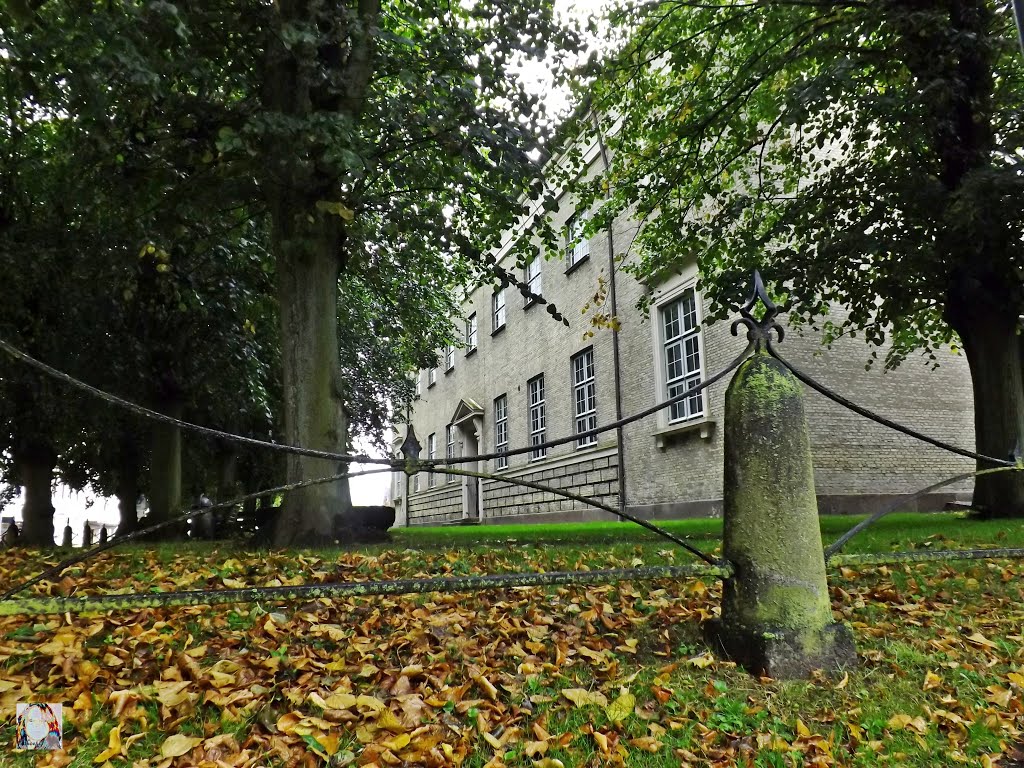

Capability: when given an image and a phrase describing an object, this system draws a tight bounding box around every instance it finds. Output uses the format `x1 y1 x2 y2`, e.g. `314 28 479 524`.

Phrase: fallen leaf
562 688 608 708
93 726 122 763
630 736 663 752
605 690 635 723
967 632 998 649
523 740 548 758
160 733 201 758
887 714 928 735
325 692 358 710
382 733 410 751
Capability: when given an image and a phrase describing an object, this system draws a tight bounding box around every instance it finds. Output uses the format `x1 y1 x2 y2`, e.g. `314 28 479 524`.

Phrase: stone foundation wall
481 449 619 519
407 485 461 526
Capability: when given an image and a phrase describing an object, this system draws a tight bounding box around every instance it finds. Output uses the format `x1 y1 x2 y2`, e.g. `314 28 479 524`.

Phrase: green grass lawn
1 512 1022 767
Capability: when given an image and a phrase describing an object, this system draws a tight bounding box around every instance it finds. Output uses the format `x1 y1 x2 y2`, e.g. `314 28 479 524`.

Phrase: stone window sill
565 254 590 275
654 418 715 450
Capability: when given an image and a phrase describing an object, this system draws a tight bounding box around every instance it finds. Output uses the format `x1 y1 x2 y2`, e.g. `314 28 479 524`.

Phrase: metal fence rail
3 270 1024 618
0 562 733 617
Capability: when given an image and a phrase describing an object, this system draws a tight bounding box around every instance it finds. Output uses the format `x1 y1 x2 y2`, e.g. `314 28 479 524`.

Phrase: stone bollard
706 351 856 678
62 520 73 548
82 520 93 547
99 526 108 545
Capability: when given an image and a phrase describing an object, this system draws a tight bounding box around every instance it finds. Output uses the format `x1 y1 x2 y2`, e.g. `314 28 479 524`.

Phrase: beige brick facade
394 152 976 526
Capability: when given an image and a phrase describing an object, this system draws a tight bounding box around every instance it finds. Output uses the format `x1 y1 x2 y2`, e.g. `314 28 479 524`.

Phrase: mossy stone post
705 275 856 677
707 351 855 676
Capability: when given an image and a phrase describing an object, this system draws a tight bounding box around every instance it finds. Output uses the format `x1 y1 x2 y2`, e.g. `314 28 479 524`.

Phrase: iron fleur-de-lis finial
731 270 784 350
400 426 422 476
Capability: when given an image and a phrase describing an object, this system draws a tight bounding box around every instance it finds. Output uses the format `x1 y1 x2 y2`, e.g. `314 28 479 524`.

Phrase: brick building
394 141 975 527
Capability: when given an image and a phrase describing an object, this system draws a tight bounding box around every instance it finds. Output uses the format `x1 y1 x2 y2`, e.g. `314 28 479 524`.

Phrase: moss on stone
713 350 856 677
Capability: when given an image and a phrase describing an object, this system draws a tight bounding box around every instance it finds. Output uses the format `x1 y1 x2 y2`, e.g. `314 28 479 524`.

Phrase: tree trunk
15 440 57 547
262 0 378 547
149 397 183 532
270 214 352 546
115 437 141 537
948 286 1024 517
114 430 141 536
215 449 238 537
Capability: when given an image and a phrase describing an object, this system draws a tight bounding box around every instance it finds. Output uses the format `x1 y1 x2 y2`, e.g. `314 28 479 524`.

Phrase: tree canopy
563 0 1024 515
0 0 582 544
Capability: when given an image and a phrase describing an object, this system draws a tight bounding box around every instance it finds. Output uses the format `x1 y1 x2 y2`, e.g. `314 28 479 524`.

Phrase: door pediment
451 398 484 426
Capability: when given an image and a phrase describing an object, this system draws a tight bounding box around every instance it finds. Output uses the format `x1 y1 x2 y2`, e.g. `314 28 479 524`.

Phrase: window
661 288 705 423
494 395 509 469
528 375 546 460
465 313 477 353
566 214 590 268
413 473 420 493
415 373 421 397
492 289 506 332
446 425 456 482
445 345 455 372
572 348 597 448
428 367 436 386
524 256 542 305
427 433 437 488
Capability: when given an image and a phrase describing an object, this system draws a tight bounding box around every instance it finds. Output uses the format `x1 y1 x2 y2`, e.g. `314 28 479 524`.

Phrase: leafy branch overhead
555 0 1024 518
0 0 587 542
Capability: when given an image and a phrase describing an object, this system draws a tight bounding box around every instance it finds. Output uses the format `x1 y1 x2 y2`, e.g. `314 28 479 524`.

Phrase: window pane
684 336 700 374
681 291 697 332
666 341 683 381
662 303 680 340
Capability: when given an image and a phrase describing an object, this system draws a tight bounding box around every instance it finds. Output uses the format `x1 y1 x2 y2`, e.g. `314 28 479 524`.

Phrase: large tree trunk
948 283 1024 517
15 440 57 547
115 434 141 537
262 0 377 546
149 396 183 532
270 214 352 546
930 2 1021 515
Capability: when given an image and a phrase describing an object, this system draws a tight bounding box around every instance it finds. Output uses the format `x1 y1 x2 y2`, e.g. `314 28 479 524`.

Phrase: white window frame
446 424 456 483
427 433 437 487
465 313 478 352
528 375 546 461
566 213 590 268
444 344 455 372
428 367 436 386
413 474 420 493
572 347 597 448
494 394 509 469
524 256 542 306
492 289 506 332
415 373 421 397
655 281 705 426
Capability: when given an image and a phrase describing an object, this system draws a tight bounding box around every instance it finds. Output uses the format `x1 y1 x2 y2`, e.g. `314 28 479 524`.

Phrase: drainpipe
404 402 411 528
592 112 627 521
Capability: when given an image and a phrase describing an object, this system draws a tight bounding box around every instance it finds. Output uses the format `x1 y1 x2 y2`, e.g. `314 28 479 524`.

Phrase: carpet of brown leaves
0 544 1022 767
